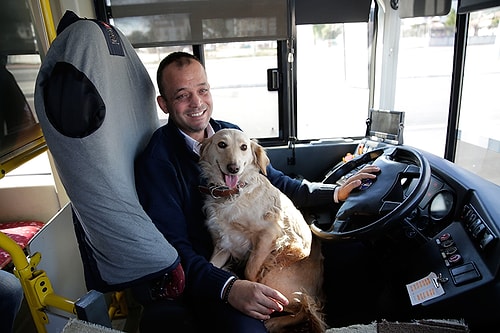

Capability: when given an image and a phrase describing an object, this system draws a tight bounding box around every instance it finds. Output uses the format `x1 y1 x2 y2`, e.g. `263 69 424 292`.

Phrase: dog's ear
199 136 213 160
251 139 270 175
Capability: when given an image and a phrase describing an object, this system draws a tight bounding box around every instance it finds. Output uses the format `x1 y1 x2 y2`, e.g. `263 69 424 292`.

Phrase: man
134 52 379 332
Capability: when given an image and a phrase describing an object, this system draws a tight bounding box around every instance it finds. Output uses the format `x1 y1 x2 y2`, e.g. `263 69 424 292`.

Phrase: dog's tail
265 290 327 333
298 291 327 333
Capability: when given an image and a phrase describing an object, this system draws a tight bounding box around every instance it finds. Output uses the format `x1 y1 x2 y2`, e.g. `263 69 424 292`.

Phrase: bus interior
1 0 499 332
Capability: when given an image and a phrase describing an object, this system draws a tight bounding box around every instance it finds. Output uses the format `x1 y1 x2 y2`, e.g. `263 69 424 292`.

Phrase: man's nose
189 94 203 107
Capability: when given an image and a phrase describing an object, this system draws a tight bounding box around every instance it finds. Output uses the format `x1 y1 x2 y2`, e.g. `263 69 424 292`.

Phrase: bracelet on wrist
223 277 238 304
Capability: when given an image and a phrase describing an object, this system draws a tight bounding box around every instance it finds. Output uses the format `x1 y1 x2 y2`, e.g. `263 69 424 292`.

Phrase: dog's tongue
225 174 239 189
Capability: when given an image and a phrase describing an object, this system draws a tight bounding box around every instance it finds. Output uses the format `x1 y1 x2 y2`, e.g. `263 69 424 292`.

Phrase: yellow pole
0 232 47 332
0 232 76 333
0 232 29 273
39 0 57 44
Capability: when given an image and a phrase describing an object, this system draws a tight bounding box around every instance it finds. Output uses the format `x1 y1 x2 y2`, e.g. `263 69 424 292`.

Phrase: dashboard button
480 232 496 250
444 246 458 256
450 262 481 286
439 233 451 242
448 254 462 265
441 239 455 248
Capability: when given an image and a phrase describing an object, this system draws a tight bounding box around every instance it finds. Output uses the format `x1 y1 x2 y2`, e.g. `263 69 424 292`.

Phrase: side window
296 23 370 140
204 41 279 138
394 8 456 157
0 56 52 192
456 6 500 185
0 0 48 182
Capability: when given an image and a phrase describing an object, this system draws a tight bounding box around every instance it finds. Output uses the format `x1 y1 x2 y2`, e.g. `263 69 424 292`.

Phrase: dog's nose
227 163 239 174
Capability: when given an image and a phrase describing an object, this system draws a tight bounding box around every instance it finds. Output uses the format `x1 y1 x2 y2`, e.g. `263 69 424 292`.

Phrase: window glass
109 0 288 47
296 23 370 140
456 6 500 185
204 41 279 138
0 1 37 54
394 8 456 157
0 55 51 183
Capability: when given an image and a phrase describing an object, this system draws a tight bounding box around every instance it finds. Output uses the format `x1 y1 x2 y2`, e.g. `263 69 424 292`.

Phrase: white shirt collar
179 123 215 155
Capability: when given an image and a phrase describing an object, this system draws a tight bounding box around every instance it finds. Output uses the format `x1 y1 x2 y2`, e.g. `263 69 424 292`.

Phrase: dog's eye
240 144 247 151
217 142 227 149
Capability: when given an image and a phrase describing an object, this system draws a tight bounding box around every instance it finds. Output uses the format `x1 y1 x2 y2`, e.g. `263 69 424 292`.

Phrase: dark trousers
131 281 267 333
193 299 268 333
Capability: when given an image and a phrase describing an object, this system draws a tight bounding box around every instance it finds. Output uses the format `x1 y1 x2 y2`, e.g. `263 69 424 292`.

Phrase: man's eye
199 88 209 95
240 144 247 151
217 142 227 148
175 94 188 100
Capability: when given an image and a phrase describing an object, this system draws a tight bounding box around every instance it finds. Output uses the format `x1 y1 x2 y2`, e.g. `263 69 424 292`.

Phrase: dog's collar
198 182 247 199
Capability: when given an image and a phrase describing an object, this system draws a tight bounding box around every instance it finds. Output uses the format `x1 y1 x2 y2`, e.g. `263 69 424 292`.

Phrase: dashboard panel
313 139 500 330
399 149 500 329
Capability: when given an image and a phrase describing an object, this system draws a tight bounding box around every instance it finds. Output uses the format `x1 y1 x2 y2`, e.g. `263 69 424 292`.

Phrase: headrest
34 11 178 286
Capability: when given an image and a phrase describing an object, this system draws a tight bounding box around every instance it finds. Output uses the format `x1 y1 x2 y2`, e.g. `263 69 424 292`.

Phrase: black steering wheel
310 146 431 241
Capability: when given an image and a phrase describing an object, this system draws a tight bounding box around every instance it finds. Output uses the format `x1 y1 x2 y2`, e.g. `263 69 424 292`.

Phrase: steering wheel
310 146 431 241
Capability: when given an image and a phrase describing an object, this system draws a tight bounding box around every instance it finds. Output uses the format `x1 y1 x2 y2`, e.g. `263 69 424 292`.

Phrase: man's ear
157 95 169 115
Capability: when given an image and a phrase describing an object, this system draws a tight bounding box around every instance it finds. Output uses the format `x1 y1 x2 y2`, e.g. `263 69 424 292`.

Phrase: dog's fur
199 128 326 333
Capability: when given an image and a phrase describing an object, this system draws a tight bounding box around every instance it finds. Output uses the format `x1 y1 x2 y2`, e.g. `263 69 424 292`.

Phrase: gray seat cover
34 17 178 285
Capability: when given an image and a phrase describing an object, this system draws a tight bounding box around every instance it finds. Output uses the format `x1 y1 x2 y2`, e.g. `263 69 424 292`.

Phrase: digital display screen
368 109 404 143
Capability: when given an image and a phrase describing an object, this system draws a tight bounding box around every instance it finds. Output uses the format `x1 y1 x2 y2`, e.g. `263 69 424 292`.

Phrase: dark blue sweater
134 119 335 303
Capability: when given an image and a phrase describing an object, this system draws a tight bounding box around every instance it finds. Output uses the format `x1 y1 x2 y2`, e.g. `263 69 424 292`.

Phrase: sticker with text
406 272 445 306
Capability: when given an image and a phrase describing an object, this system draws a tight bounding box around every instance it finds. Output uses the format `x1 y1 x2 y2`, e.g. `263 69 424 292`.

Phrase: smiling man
156 54 213 143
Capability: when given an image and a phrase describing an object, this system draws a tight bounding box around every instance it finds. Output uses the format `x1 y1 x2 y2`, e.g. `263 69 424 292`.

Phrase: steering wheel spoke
403 164 421 175
380 201 401 214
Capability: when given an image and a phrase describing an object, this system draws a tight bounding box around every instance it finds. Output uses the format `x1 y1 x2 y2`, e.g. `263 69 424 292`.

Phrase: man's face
158 61 213 141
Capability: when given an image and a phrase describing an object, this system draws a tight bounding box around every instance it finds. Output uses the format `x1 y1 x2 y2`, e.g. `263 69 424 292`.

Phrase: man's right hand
337 165 380 201
227 279 289 320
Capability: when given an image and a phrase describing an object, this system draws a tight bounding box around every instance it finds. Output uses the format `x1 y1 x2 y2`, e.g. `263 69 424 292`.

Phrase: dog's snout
227 163 239 174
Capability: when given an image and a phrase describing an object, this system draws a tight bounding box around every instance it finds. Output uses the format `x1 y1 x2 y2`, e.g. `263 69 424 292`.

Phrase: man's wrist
333 186 340 204
222 276 238 303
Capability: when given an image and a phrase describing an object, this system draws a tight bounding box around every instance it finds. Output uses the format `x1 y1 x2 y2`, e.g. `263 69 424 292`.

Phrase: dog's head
199 129 269 188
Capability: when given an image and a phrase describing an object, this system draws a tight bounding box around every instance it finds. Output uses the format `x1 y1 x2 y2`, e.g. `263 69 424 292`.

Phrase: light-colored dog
199 128 326 333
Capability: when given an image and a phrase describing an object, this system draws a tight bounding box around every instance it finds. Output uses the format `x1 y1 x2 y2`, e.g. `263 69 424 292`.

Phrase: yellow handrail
39 0 57 44
0 232 76 333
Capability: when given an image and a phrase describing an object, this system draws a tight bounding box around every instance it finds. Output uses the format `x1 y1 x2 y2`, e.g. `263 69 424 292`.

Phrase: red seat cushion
0 221 45 269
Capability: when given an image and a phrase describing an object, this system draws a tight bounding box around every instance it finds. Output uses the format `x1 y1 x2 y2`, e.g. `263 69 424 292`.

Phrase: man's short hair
156 51 204 98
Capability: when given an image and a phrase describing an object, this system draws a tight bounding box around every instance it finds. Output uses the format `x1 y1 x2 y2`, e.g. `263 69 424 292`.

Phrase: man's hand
337 165 380 201
227 279 289 320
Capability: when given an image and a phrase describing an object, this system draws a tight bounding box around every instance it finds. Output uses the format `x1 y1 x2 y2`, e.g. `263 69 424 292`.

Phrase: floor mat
326 319 469 333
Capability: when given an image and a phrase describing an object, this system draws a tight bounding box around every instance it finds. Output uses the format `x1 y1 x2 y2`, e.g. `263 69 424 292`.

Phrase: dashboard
407 149 500 308
318 139 500 330
389 141 499 329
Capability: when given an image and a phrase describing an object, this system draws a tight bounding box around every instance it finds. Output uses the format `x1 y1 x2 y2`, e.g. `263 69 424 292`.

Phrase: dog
199 128 326 333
